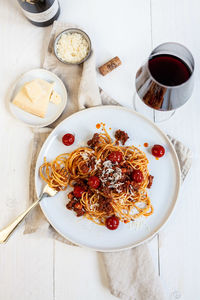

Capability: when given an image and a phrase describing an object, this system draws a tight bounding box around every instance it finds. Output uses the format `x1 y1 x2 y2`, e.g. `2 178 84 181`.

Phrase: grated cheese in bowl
55 29 91 64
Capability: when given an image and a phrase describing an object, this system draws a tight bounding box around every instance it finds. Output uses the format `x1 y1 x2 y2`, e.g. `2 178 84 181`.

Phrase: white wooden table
0 0 200 299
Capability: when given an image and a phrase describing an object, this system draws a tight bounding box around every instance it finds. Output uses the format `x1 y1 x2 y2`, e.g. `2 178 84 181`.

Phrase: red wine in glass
135 43 194 115
149 54 191 86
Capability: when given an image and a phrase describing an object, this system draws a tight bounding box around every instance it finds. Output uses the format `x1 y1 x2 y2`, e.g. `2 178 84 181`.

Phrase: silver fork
0 185 57 244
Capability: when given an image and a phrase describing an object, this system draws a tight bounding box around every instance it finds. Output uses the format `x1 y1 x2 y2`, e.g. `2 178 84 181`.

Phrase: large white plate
9 68 67 127
35 106 181 251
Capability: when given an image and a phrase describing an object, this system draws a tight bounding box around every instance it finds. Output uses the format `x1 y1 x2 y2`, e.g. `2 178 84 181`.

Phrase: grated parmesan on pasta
56 32 89 63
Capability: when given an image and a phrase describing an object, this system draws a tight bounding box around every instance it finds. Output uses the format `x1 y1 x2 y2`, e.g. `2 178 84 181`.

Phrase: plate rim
9 68 68 128
35 105 181 252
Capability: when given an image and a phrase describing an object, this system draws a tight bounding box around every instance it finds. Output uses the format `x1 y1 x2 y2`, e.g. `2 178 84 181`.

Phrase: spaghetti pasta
40 126 154 228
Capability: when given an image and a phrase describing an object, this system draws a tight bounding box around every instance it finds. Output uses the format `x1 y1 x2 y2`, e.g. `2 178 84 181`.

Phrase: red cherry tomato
62 134 75 146
152 144 165 158
108 151 123 163
106 216 119 230
132 170 144 183
73 186 85 198
88 176 100 189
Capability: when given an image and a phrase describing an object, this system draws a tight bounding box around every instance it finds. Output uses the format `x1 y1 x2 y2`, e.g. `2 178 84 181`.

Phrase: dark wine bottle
17 0 60 27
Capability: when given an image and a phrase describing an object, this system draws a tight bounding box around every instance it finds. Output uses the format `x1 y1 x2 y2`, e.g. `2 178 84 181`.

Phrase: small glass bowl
54 28 92 65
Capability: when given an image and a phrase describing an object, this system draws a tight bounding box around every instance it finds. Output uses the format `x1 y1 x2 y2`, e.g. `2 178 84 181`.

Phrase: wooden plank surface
0 233 54 300
151 0 200 299
1 0 200 299
0 1 54 300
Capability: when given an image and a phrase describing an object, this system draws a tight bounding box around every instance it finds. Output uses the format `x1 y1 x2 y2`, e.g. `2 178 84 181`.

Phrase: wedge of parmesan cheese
25 80 45 102
13 79 54 118
49 90 61 105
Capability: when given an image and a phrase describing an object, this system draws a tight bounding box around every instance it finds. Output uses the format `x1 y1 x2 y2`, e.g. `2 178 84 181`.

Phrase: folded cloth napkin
24 21 192 300
43 21 101 127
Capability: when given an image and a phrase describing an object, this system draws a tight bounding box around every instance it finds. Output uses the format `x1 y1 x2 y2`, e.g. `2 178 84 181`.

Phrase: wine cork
99 56 122 76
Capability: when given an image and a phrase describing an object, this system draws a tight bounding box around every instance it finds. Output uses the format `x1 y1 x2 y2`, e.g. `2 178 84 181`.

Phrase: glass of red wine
134 42 194 122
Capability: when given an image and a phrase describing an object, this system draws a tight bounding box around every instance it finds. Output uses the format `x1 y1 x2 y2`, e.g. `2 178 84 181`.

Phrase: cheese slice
24 80 45 102
49 90 61 105
13 79 54 118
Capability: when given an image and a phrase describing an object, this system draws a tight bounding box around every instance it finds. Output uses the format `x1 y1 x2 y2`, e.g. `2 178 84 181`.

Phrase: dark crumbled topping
66 195 85 217
66 199 76 210
115 130 129 145
74 208 85 217
98 198 114 214
147 175 154 189
74 179 88 190
87 133 100 149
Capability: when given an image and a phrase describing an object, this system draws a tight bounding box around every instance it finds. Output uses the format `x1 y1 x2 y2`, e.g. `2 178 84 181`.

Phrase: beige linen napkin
43 21 101 126
24 21 192 300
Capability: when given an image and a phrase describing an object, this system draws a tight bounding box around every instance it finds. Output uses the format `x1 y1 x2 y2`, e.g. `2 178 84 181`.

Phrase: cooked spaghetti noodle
40 126 154 227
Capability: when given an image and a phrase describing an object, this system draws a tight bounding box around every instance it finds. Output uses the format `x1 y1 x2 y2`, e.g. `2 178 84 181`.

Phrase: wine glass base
133 93 175 123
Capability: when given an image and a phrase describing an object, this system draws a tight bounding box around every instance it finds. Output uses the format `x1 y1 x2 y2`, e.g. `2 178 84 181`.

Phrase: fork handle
0 198 40 244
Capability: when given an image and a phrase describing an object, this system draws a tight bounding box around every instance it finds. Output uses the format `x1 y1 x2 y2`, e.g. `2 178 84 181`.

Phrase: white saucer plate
9 68 67 127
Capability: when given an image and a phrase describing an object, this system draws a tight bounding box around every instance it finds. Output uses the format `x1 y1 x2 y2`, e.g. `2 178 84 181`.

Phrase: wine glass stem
133 92 176 123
